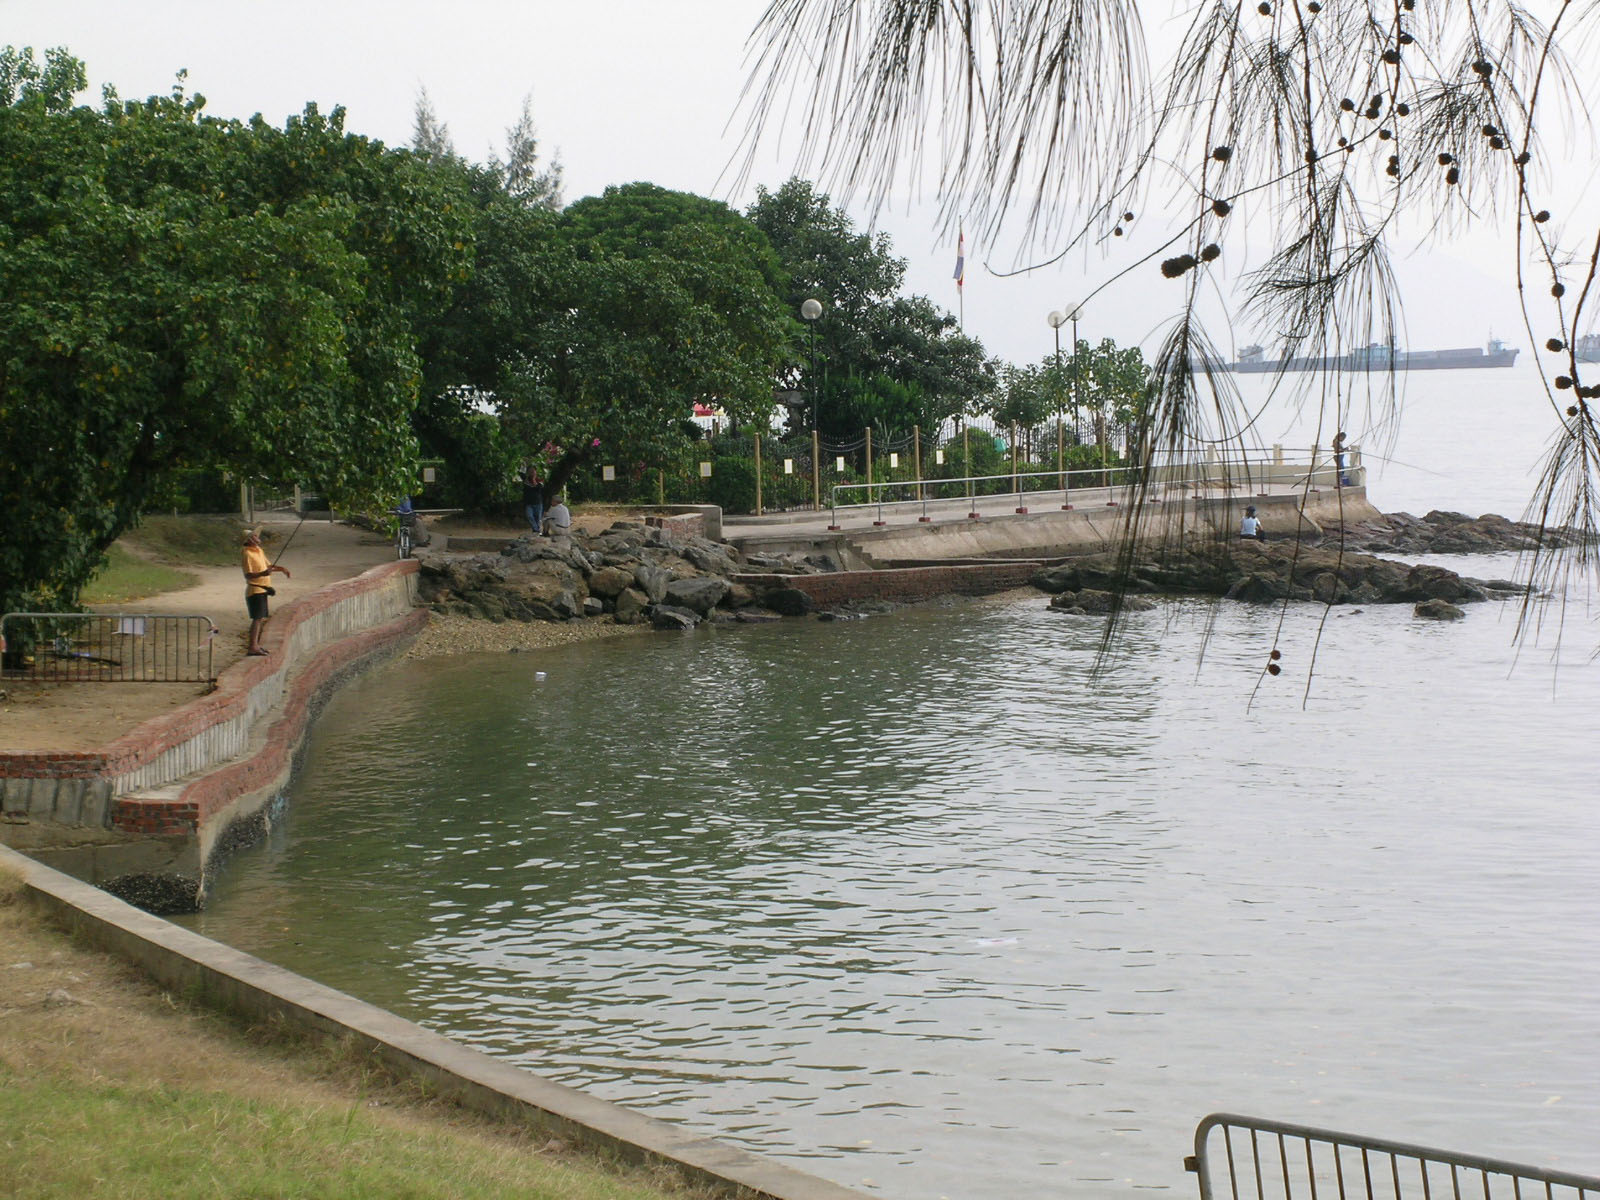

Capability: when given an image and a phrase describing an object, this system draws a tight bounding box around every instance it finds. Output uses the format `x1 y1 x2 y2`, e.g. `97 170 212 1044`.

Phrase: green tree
0 59 472 614
488 183 795 498
750 178 993 436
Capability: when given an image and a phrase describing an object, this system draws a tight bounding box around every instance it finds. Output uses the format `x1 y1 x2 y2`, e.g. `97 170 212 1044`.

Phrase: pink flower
591 438 601 447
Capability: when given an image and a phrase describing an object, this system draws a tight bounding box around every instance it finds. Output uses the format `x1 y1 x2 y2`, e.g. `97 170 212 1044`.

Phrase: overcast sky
8 0 1549 370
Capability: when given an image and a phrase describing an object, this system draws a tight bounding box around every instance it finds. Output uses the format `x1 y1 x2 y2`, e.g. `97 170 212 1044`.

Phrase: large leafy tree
0 55 473 614
488 183 796 497
750 177 993 436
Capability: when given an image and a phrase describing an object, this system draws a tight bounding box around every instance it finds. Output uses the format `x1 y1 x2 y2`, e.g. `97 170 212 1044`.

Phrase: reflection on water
184 589 1600 1198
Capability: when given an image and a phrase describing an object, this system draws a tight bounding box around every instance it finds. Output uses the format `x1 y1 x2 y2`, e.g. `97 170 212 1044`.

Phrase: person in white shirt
1239 505 1265 541
542 496 572 537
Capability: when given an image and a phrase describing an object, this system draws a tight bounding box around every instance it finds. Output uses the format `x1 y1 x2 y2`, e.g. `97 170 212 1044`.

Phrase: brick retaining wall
0 560 420 832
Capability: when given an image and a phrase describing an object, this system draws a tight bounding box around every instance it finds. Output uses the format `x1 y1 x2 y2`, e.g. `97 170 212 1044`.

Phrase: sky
5 0 1558 371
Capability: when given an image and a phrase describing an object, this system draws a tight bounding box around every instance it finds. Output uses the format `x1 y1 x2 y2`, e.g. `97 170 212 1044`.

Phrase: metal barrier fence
1188 1113 1600 1200
824 451 1357 526
1 613 218 684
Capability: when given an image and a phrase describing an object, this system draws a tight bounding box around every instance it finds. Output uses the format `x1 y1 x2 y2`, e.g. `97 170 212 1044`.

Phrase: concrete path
724 471 1358 549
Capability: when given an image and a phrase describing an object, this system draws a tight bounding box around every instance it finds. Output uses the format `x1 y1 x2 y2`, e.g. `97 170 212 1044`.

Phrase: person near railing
241 529 291 657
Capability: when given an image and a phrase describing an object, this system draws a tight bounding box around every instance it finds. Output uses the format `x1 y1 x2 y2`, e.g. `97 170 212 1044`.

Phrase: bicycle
392 508 416 559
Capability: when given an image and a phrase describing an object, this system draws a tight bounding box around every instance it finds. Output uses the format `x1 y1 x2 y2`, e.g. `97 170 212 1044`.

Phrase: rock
586 565 635 599
582 597 605 617
43 988 91 1008
1031 564 1081 594
664 576 730 615
651 605 700 631
1050 589 1154 614
734 609 782 624
614 587 650 624
634 564 671 604
764 587 815 616
1414 598 1466 620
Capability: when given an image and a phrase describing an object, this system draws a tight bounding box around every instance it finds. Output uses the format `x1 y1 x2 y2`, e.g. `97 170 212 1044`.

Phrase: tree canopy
749 178 994 436
0 54 472 613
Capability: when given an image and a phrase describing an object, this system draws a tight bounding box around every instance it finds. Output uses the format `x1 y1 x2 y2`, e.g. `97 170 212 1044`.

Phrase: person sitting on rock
1239 506 1265 541
542 495 572 538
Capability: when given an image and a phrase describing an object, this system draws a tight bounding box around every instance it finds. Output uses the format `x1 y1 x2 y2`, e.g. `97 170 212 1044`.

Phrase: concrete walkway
724 469 1372 563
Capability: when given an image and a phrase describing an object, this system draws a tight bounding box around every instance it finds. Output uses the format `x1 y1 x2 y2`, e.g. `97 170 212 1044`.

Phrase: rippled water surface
185 581 1600 1198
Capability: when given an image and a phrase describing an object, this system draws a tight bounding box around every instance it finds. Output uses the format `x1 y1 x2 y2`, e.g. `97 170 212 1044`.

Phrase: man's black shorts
247 591 269 620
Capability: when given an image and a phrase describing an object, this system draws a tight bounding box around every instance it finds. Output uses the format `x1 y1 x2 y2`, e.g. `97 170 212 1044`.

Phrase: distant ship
1575 333 1600 363
1226 337 1519 373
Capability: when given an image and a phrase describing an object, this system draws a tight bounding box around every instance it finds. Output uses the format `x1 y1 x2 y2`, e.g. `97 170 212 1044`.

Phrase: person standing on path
1332 431 1348 485
241 529 291 656
522 467 545 536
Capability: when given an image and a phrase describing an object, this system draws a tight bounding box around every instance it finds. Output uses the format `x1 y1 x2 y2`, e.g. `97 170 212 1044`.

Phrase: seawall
2 560 426 907
1 845 869 1200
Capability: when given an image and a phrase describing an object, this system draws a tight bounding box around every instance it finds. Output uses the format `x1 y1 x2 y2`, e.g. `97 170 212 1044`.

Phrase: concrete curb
1 843 870 1200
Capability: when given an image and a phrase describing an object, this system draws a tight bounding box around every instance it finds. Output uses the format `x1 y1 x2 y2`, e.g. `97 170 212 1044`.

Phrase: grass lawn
0 868 706 1200
81 516 244 604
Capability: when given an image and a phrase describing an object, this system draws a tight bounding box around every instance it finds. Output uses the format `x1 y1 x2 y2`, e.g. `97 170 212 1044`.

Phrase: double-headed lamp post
801 297 824 508
1048 310 1070 491
1063 302 1084 444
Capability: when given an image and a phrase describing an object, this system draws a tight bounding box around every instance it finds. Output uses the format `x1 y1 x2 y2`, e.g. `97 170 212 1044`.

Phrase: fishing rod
269 512 308 567
1355 449 1451 478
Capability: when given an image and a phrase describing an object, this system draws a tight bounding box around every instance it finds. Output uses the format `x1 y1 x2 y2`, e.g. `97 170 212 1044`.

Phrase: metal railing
1 613 218 684
1188 1113 1600 1200
824 451 1359 527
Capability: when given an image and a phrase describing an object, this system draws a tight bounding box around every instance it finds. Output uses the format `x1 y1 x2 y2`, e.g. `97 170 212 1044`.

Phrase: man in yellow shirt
241 529 292 656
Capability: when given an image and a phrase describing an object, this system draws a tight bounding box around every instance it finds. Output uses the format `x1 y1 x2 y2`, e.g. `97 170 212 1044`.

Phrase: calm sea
182 363 1599 1198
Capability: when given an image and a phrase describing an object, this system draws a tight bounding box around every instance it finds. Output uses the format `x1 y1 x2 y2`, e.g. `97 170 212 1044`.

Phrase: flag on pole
953 228 966 290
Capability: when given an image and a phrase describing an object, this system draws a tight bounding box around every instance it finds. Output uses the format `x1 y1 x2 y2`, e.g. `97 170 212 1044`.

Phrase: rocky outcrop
1335 509 1585 555
415 521 826 631
1030 539 1496 607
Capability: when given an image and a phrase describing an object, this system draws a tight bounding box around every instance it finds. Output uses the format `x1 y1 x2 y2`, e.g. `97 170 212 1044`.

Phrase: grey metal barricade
1 613 218 684
1188 1113 1599 1200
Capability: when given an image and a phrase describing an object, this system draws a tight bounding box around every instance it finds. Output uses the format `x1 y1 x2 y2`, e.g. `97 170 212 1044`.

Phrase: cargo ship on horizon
1227 337 1519 373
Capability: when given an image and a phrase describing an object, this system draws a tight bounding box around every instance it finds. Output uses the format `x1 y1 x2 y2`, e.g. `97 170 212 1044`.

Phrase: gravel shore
405 612 650 658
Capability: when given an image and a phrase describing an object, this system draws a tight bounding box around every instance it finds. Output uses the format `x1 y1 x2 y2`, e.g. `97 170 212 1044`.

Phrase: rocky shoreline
409 510 1568 644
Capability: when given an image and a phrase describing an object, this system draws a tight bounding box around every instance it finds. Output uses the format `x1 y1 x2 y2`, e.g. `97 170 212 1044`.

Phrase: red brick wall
0 560 419 788
644 513 705 540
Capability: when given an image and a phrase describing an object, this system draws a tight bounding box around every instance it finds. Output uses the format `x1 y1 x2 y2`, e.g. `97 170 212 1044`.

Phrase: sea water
183 364 1599 1198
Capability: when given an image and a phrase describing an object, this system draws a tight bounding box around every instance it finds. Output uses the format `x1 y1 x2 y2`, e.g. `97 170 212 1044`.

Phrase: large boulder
651 605 700 630
763 587 815 616
614 587 651 624
634 563 672 604
664 576 730 615
587 565 636 599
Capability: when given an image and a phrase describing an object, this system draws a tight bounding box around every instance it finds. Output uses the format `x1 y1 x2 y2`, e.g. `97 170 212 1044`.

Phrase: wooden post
753 434 763 515
657 469 665 506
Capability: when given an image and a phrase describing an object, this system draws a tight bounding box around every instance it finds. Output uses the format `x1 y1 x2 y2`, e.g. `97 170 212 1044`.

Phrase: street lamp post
801 298 823 509
1063 301 1085 473
1048 310 1068 494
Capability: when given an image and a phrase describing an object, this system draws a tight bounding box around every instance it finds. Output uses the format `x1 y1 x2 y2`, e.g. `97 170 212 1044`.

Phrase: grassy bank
0 866 699 1200
82 516 245 605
